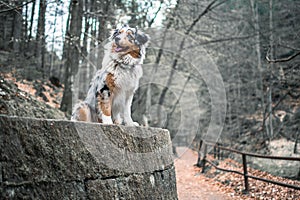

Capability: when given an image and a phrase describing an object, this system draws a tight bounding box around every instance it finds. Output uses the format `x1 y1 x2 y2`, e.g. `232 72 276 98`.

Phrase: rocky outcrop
0 115 177 199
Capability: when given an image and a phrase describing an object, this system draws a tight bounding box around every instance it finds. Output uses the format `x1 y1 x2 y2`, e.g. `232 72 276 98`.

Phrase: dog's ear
135 32 150 46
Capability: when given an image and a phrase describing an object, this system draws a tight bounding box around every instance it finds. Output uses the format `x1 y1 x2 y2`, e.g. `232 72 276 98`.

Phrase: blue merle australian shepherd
71 25 150 126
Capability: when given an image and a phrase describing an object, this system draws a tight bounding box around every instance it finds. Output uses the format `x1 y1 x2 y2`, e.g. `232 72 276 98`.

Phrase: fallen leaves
1 72 63 108
200 155 300 200
175 147 299 200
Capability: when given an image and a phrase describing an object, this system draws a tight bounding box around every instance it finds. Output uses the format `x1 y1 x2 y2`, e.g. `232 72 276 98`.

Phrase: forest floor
175 147 300 200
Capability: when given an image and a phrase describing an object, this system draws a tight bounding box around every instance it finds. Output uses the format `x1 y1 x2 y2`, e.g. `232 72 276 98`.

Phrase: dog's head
110 25 150 59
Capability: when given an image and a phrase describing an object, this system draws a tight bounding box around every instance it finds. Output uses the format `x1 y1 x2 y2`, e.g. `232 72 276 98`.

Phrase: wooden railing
196 140 300 192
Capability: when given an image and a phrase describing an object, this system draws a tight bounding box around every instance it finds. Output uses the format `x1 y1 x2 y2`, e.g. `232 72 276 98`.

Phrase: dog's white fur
71 25 149 126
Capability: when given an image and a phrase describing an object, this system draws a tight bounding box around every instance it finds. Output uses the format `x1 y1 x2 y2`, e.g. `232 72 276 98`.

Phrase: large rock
0 115 177 199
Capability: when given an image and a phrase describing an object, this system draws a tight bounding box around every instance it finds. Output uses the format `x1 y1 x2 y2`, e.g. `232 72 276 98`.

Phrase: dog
71 25 150 126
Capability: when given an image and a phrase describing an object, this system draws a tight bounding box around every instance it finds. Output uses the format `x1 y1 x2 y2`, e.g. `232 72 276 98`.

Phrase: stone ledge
0 115 177 199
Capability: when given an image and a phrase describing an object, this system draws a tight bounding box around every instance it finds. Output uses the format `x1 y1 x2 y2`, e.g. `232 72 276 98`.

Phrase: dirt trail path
174 147 229 200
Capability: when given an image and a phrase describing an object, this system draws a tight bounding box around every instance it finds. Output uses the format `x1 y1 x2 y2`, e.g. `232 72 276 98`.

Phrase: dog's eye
127 30 133 35
126 30 134 40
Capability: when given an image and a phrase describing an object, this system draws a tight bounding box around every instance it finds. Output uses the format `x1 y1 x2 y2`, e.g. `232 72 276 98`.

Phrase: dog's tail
71 69 108 123
71 102 99 122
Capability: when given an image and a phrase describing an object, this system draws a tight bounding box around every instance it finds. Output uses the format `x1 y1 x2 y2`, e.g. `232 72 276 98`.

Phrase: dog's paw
102 115 113 124
133 122 139 126
125 121 139 126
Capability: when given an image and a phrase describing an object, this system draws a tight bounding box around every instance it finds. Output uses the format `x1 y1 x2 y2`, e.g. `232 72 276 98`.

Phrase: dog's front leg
111 92 124 125
123 93 139 126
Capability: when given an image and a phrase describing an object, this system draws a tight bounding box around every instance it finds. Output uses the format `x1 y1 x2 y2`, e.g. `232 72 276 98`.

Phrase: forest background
0 0 299 178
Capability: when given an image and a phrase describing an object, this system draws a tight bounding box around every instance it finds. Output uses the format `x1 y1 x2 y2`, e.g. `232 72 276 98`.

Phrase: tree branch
148 0 163 27
183 32 260 49
185 0 217 35
185 0 228 35
0 0 34 14
266 50 300 63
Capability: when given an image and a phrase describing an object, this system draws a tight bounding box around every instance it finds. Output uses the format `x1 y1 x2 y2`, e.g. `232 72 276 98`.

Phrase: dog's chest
109 64 142 91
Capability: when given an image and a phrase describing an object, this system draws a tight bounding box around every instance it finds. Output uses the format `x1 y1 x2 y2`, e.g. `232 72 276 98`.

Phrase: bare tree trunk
35 0 47 77
50 2 59 77
145 20 172 125
89 17 97 77
79 4 91 100
237 67 242 136
60 0 83 116
145 0 177 125
59 2 71 82
12 2 22 54
24 1 28 48
28 0 36 42
88 0 95 78
267 0 274 138
250 0 265 114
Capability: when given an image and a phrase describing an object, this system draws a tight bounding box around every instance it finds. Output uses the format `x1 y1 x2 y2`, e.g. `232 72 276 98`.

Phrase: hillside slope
0 75 65 119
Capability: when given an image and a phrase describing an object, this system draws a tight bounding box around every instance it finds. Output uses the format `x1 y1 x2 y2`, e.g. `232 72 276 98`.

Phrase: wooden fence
196 140 300 192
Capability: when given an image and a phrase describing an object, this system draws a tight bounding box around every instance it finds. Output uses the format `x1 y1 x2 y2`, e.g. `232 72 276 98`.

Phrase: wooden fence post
242 154 249 193
201 143 207 173
196 140 203 167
